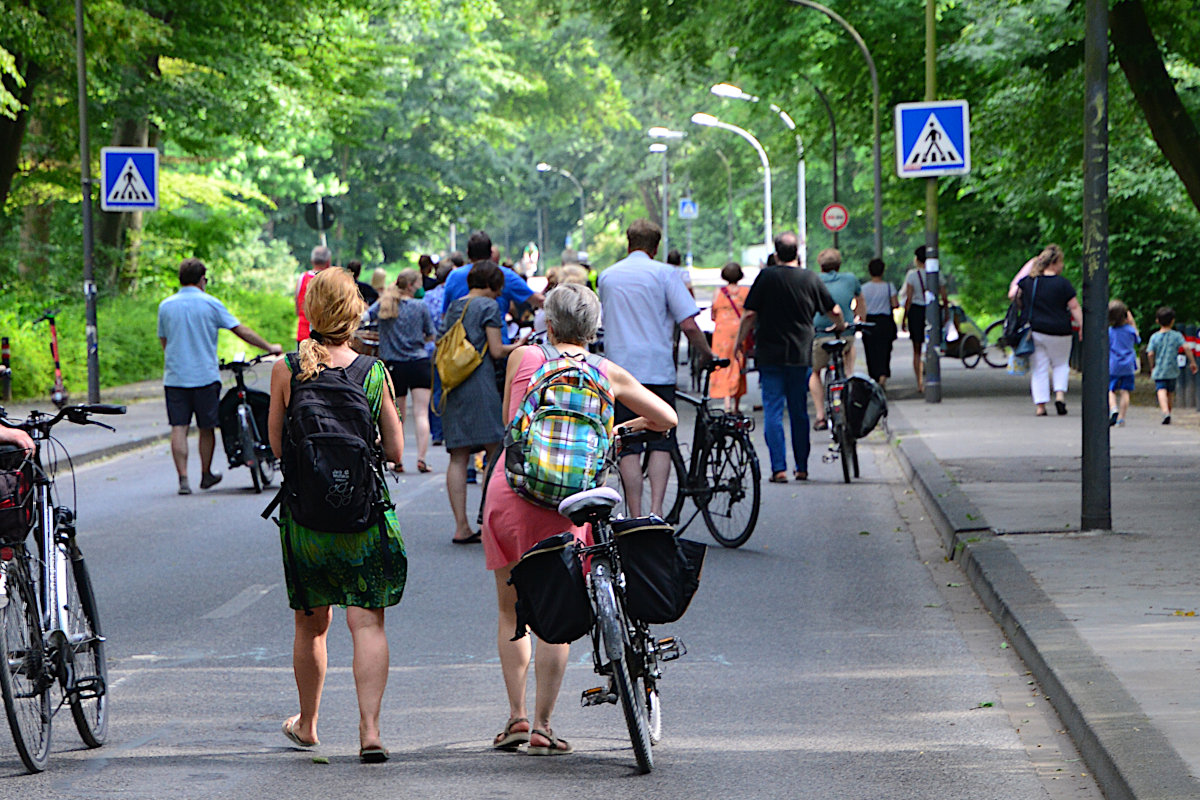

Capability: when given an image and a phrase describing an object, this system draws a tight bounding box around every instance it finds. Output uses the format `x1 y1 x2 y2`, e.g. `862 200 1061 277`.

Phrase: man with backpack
598 219 713 517
158 257 282 495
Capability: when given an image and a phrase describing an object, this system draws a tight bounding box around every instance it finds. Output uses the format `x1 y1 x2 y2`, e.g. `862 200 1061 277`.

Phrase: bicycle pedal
581 686 617 707
654 636 687 662
70 675 105 701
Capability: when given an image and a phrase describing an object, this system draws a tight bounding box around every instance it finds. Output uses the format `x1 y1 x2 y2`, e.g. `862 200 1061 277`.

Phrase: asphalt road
0 410 1104 799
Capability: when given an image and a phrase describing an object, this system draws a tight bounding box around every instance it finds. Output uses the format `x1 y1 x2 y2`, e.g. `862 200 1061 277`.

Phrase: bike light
0 547 13 562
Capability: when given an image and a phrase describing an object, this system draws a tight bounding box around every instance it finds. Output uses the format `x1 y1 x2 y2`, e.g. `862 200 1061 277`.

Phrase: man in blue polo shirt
441 230 543 343
158 258 281 495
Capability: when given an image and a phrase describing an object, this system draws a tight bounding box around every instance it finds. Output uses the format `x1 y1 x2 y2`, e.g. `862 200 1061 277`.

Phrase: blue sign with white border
679 197 698 220
101 147 159 211
895 100 970 179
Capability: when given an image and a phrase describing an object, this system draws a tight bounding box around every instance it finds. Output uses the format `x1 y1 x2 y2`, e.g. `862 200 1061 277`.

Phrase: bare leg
198 428 217 476
411 387 432 464
618 453 644 518
346 606 389 751
1167 390 1177 414
447 447 473 539
1157 388 1171 415
532 638 570 740
494 567 533 730
170 425 189 478
1117 389 1130 421
646 449 671 518
808 370 825 425
290 606 333 745
912 343 924 392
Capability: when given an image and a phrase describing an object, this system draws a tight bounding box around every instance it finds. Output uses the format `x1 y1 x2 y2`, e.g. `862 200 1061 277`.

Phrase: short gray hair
311 245 332 266
544 283 601 345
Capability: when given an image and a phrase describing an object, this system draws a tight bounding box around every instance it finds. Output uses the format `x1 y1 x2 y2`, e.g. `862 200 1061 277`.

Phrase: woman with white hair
481 283 677 757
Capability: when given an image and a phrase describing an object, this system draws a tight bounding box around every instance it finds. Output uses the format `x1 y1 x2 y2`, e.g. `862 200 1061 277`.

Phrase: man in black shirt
347 260 379 306
736 232 842 482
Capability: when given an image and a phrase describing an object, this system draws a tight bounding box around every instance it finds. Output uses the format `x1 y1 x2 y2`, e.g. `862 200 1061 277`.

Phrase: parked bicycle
0 402 125 772
557 429 700 774
612 359 761 548
817 322 888 484
981 319 1013 368
218 355 277 493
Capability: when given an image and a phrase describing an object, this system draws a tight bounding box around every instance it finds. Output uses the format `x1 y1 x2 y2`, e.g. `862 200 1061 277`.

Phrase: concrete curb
887 402 1200 800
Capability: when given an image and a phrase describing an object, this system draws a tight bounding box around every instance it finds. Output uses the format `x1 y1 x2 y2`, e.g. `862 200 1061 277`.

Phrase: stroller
941 303 987 368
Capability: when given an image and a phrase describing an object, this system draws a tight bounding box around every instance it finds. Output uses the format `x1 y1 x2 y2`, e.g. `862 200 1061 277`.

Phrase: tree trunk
1111 0 1200 214
0 60 39 210
639 179 659 222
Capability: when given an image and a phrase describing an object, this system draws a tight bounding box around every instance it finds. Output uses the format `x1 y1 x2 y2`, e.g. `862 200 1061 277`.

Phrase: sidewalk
887 347 1200 799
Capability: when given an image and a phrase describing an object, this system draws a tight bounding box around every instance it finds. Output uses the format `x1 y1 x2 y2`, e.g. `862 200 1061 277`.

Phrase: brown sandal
526 727 573 756
493 717 531 751
417 459 432 473
768 472 788 484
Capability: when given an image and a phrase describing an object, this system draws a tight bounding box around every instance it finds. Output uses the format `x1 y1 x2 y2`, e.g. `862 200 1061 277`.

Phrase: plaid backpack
503 344 614 508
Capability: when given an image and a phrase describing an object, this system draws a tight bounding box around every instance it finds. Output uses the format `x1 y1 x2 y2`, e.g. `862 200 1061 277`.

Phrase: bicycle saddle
820 339 847 354
558 486 622 526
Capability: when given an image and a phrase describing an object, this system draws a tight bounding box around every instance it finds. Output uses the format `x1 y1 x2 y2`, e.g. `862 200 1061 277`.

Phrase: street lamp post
712 83 806 267
536 162 585 253
691 113 772 253
786 0 882 258
648 128 686 255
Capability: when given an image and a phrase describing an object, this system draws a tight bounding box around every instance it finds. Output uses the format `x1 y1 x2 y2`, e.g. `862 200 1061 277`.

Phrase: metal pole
798 153 807 268
75 0 100 403
316 196 327 248
1081 0 1111 531
923 0 942 403
536 207 544 261
661 151 670 255
715 149 735 261
788 0 882 257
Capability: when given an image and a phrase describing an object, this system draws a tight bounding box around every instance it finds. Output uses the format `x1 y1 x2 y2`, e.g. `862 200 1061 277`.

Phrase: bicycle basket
844 376 887 439
508 532 593 644
0 445 34 544
613 516 706 625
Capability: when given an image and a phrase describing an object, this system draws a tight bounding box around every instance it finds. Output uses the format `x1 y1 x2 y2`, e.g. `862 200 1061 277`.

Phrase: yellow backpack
433 297 484 409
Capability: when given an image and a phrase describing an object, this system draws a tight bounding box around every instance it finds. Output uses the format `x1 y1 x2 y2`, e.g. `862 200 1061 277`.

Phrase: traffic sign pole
923 0 942 404
75 0 100 403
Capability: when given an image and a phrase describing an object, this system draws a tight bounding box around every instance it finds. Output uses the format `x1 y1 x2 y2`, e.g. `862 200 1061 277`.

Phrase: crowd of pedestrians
158 222 1192 765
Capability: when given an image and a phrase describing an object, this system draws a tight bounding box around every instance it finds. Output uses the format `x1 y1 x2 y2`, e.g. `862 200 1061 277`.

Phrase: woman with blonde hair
1014 244 1082 416
368 269 435 472
268 267 407 763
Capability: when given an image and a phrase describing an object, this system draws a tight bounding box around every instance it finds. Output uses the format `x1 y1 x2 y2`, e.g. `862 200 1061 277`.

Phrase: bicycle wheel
62 550 108 747
240 419 262 494
256 448 276 488
839 426 853 484
646 683 662 745
594 569 652 773
611 446 685 524
700 430 761 548
983 320 1009 368
961 334 982 368
0 559 52 772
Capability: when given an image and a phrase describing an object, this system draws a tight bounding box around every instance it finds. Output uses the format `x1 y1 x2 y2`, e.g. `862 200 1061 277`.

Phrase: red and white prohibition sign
821 203 849 233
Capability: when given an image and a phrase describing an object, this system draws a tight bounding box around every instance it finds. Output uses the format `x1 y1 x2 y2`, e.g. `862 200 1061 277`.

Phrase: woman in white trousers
1015 245 1083 416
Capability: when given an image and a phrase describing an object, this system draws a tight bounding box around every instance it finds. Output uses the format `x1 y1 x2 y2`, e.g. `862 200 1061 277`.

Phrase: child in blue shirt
1107 300 1139 427
1145 306 1198 424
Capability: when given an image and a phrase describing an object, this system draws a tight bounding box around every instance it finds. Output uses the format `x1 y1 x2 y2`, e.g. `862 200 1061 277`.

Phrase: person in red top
295 245 332 345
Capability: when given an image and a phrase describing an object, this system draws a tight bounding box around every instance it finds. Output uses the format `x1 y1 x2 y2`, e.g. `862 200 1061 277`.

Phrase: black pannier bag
218 387 271 463
0 444 34 544
845 375 888 439
613 516 706 625
508 532 594 644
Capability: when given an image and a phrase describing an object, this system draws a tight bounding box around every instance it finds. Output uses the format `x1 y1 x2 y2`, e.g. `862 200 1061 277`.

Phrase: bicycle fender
592 565 625 662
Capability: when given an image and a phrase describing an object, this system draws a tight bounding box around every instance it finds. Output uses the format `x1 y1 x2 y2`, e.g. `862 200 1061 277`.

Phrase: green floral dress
278 360 408 610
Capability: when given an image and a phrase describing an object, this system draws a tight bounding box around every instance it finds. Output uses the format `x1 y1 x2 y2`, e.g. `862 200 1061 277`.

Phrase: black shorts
615 384 676 454
386 358 432 397
907 304 927 347
165 382 221 428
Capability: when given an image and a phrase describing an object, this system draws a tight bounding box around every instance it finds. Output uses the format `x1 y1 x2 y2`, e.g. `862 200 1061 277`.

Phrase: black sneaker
1163 414 1172 425
1109 409 1119 427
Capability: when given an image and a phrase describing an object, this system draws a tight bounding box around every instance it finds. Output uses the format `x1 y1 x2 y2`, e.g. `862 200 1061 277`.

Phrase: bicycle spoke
702 430 761 548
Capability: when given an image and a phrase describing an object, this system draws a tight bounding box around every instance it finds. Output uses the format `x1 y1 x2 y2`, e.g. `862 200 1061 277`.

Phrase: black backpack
266 354 387 533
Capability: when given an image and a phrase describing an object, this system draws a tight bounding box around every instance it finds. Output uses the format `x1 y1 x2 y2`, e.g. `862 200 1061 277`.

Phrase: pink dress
481 346 605 570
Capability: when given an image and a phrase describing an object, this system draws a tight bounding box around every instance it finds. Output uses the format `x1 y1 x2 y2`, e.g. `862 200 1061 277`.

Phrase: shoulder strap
343 354 375 386
538 342 559 360
721 286 742 319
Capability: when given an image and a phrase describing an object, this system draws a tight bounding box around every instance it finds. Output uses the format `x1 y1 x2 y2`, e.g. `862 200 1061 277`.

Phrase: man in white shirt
598 219 713 517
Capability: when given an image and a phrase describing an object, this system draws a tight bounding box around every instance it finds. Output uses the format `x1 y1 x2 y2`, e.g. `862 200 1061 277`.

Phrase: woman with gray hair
480 283 677 757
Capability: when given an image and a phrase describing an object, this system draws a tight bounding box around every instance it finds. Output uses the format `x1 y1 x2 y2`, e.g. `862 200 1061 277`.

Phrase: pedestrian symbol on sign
904 114 963 168
106 159 153 205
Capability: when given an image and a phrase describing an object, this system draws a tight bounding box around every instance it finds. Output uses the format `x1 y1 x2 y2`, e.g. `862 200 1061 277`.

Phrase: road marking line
201 583 277 619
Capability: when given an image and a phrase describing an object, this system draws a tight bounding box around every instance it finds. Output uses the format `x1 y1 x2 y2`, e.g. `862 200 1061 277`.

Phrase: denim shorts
1108 374 1135 393
1156 378 1178 393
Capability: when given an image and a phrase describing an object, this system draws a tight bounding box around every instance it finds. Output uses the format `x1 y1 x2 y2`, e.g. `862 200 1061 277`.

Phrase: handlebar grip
710 358 731 370
79 404 127 415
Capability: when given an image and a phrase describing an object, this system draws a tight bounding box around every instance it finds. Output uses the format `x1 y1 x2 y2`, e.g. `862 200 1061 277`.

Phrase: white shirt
598 251 699 385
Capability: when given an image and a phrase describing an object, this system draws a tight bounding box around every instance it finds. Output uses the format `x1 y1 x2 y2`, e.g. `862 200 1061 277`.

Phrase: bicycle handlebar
219 354 274 370
0 403 127 435
822 321 876 336
615 426 666 447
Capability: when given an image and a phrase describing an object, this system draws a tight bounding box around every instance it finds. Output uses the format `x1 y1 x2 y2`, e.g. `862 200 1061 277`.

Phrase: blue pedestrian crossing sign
100 147 159 211
894 100 970 179
679 198 698 220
